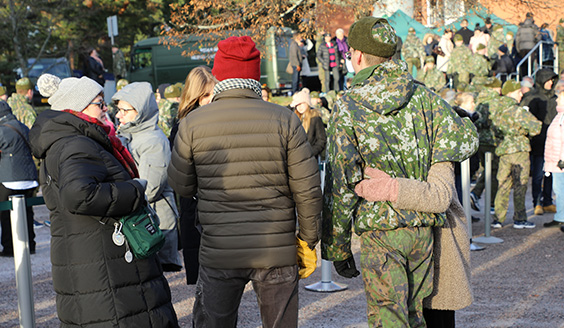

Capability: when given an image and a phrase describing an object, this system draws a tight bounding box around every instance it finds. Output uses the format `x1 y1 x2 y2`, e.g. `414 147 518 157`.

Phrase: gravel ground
1 180 564 327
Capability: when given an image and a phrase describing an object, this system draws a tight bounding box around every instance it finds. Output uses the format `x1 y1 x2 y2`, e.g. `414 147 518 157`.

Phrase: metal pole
305 162 348 292
461 159 484 251
528 57 532 77
10 195 36 328
539 42 543 70
473 152 503 244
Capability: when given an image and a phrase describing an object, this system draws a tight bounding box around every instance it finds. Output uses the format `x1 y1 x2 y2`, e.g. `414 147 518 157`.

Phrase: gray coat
114 82 180 239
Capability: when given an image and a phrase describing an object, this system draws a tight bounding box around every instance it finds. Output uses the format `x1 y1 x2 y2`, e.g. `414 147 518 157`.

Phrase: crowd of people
1 13 564 328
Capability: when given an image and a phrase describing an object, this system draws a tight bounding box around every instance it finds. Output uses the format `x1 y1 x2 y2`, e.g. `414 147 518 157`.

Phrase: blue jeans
553 172 564 222
530 154 553 206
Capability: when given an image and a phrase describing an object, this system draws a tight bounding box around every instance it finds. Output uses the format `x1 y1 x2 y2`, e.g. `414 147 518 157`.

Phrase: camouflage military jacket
557 26 564 51
490 96 541 156
157 99 178 137
474 88 500 147
322 59 479 261
112 49 127 78
7 93 36 129
447 45 473 75
487 29 505 58
421 67 446 91
469 54 491 78
402 34 425 60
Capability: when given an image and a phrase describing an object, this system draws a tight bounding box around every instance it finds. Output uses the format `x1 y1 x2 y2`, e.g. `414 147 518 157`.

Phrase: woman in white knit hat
28 74 179 327
290 88 327 159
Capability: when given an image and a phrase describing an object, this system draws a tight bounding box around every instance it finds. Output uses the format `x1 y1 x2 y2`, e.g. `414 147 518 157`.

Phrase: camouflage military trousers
494 152 529 222
405 57 421 78
360 227 433 328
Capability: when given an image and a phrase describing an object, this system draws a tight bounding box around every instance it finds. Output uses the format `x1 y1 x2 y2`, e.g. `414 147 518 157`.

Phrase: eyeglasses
89 100 106 109
345 51 352 60
117 107 135 114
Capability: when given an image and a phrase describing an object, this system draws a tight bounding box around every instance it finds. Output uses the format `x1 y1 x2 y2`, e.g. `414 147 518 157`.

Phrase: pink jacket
544 106 564 173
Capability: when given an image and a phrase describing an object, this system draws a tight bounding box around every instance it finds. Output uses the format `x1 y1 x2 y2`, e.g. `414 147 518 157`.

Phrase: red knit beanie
212 36 261 81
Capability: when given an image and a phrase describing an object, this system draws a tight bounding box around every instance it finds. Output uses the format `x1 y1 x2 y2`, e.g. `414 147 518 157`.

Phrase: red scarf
63 110 139 179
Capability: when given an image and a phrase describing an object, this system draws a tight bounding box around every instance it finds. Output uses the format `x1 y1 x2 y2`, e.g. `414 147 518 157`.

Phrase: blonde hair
294 106 321 133
455 92 474 107
178 66 218 119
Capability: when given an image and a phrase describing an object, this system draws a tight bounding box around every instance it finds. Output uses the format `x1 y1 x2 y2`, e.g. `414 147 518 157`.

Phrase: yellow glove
296 237 317 279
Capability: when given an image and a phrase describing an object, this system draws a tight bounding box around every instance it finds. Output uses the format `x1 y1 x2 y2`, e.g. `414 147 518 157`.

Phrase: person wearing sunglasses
113 82 183 273
30 74 179 327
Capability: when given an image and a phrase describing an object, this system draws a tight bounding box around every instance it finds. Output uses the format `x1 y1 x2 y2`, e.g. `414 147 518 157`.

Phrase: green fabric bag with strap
120 205 165 260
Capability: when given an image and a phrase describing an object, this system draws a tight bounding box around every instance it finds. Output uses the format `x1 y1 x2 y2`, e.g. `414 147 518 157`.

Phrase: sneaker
543 220 563 228
490 207 495 215
543 205 557 213
534 205 544 215
470 192 481 211
513 220 536 229
43 220 51 227
33 220 43 227
491 220 502 229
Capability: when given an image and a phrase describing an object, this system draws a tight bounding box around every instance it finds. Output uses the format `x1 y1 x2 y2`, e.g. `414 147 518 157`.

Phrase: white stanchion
474 152 503 244
10 195 36 328
461 159 485 251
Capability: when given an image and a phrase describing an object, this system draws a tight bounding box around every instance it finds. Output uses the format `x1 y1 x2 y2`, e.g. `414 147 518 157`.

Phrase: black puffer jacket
522 69 558 156
168 88 322 270
0 101 37 183
29 110 178 328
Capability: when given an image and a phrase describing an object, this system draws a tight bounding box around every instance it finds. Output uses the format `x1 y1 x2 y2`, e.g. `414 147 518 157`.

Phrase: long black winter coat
29 110 179 328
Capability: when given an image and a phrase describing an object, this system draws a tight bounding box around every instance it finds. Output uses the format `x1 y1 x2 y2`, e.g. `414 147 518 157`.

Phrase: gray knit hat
37 74 103 111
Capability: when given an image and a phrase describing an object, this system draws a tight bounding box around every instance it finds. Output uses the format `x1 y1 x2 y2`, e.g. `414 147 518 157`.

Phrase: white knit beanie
37 74 103 111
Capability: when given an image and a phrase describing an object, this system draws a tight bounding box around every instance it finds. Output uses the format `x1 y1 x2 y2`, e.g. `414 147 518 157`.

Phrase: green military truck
128 28 312 94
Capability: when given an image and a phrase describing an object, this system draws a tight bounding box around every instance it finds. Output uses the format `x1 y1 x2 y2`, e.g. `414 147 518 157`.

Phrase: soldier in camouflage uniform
7 78 36 129
447 34 473 89
112 46 127 80
557 19 564 74
322 17 478 327
420 56 446 91
470 78 502 210
469 44 491 84
487 25 505 59
158 84 181 137
0 85 7 101
402 27 425 78
489 80 541 228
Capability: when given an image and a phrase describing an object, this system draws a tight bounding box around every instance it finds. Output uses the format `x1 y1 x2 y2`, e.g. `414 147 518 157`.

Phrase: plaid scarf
213 78 262 98
63 110 139 179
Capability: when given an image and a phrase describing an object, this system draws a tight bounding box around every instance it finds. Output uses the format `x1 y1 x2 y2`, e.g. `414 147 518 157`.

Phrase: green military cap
116 79 129 91
506 30 514 37
16 77 33 91
425 56 435 63
501 80 521 95
485 77 502 88
453 34 463 42
457 82 468 91
408 27 415 33
493 24 504 32
174 82 184 90
471 76 488 85
560 18 564 24
164 84 181 98
348 17 397 58
0 85 6 96
310 91 320 98
476 43 486 51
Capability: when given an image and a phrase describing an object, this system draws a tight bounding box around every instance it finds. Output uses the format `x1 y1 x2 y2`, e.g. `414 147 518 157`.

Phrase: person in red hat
168 35 322 327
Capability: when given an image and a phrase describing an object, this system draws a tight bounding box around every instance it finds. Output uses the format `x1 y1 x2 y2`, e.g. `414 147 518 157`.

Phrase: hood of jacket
112 82 159 137
348 59 414 115
535 69 558 97
29 109 111 160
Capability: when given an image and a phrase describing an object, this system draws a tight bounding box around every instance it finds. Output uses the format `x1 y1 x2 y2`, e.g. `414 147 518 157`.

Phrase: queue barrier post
461 159 485 251
474 152 503 244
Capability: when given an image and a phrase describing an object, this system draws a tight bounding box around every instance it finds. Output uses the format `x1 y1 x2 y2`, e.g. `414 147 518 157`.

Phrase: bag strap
2 123 32 150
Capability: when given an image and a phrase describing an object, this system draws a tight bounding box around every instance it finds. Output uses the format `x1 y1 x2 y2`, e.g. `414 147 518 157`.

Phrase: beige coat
393 162 473 310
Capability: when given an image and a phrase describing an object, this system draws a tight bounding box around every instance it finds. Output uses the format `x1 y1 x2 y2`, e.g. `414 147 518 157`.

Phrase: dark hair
541 23 549 29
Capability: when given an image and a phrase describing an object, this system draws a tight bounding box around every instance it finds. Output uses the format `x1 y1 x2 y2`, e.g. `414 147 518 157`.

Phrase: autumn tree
163 0 375 56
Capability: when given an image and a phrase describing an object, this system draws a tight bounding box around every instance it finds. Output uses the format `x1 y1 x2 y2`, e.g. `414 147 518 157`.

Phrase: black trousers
0 184 36 253
423 308 455 328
